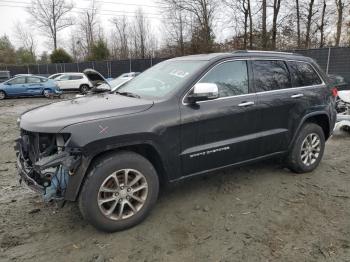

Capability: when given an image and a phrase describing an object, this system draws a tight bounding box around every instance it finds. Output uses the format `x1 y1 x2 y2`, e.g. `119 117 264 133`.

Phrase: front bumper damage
15 130 81 201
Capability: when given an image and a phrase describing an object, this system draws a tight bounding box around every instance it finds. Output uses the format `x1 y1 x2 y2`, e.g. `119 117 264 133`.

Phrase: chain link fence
0 58 167 78
292 47 350 88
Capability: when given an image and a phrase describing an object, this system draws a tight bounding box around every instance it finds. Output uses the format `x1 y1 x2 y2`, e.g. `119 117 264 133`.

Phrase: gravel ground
0 96 349 262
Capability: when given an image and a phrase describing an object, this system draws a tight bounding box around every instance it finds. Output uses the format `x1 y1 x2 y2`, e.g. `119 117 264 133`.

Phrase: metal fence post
326 47 331 74
37 64 40 75
77 62 80 72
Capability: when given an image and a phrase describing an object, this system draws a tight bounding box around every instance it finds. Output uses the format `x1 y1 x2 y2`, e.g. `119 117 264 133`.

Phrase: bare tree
305 0 316 48
176 0 217 53
27 0 73 50
161 0 188 56
295 0 301 48
262 0 267 49
271 0 283 49
13 22 36 57
334 0 346 46
78 0 99 57
111 16 130 59
222 0 252 49
319 0 327 47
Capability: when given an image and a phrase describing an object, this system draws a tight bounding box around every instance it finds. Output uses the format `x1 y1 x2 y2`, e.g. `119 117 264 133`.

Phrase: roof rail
233 50 296 55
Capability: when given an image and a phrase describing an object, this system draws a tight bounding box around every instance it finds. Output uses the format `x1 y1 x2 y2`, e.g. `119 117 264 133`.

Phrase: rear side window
26 77 41 83
200 60 249 97
252 60 291 92
69 75 83 80
287 61 322 87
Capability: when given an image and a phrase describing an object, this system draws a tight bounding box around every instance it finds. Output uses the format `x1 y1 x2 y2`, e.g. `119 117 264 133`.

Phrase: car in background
119 72 140 78
0 75 61 100
0 71 10 83
48 73 64 79
54 73 93 93
75 69 135 97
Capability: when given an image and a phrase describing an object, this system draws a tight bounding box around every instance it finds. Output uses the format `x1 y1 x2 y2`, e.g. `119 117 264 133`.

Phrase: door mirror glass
187 83 219 103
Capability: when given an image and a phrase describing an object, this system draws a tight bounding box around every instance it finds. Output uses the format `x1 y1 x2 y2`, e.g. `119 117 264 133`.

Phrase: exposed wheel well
88 144 167 186
304 114 330 140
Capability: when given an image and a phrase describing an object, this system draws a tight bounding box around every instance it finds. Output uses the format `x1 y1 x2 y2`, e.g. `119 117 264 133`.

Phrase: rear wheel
79 84 89 94
43 89 51 98
0 90 5 100
286 123 325 173
79 151 159 232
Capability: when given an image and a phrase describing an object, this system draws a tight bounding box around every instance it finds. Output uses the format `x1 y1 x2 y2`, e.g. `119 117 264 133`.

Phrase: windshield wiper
116 91 141 98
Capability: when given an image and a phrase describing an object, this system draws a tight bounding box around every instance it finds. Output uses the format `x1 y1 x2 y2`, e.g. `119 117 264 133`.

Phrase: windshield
117 60 206 99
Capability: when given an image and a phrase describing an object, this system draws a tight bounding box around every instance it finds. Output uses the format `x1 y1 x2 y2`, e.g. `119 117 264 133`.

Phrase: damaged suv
16 51 337 232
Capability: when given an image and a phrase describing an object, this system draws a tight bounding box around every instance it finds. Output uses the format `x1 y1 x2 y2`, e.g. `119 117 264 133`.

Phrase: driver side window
200 61 249 98
8 77 26 85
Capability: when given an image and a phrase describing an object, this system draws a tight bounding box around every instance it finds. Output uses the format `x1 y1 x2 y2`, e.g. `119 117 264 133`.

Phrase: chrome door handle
291 94 304 98
238 101 255 107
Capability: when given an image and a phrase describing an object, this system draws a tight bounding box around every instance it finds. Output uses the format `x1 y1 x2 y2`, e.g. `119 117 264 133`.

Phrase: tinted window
199 61 248 97
58 75 70 80
69 75 83 80
288 61 322 87
252 60 291 92
8 77 26 85
26 77 41 83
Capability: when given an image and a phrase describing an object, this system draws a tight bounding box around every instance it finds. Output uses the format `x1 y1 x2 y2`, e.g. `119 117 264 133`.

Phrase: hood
20 93 154 133
83 68 110 88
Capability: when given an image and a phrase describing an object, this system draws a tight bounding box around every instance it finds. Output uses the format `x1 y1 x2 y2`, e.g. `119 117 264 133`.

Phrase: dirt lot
0 96 349 262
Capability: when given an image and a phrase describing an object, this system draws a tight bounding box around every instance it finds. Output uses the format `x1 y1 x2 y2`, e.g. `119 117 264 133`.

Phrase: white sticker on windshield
169 69 189 78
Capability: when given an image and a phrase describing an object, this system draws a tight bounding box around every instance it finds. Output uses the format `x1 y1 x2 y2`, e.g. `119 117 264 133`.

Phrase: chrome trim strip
182 58 326 106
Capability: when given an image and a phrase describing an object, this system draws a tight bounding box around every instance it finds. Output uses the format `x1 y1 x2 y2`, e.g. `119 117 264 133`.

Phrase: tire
0 90 5 100
79 151 159 232
286 123 325 173
79 84 89 94
43 89 51 98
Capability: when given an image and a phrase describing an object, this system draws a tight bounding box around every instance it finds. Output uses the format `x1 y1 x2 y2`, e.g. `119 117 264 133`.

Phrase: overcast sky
0 0 166 54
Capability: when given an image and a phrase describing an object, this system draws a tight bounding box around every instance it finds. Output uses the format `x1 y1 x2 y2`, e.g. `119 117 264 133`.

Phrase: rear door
56 74 71 90
251 59 308 156
180 60 261 176
69 75 84 90
25 76 43 95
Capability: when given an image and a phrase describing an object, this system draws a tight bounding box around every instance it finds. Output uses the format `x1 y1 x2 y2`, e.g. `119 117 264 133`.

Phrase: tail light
332 87 338 97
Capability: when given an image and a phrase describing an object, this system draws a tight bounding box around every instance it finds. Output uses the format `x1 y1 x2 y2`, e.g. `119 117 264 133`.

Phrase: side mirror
187 83 219 104
5 82 11 85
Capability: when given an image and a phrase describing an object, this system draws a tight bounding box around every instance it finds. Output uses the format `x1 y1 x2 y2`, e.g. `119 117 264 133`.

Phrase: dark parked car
15 51 337 232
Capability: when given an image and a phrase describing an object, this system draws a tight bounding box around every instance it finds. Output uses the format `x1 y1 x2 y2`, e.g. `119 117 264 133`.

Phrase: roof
170 50 312 63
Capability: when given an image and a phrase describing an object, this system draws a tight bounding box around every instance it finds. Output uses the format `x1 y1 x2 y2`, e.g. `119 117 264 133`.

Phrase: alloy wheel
97 169 148 220
300 133 321 166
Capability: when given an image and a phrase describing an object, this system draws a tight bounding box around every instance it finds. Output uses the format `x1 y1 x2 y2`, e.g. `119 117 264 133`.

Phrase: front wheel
79 84 89 94
286 123 325 173
79 151 159 232
0 90 6 100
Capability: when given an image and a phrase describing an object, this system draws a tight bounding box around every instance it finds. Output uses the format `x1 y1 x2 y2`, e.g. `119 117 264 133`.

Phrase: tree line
0 0 349 65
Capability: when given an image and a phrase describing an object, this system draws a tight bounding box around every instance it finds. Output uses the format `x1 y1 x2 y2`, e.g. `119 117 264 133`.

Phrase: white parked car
53 73 93 93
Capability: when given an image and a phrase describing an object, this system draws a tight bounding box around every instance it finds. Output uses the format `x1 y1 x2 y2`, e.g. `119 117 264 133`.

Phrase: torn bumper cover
15 134 81 201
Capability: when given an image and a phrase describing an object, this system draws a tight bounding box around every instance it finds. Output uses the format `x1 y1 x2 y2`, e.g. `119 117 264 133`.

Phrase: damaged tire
79 151 159 232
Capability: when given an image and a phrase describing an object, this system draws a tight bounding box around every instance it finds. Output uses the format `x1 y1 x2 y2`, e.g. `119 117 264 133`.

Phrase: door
180 60 260 176
25 76 44 95
250 60 307 156
68 75 84 90
5 77 27 95
56 74 71 90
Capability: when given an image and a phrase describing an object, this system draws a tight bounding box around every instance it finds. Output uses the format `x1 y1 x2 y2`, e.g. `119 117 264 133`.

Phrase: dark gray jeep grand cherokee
15 51 337 232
